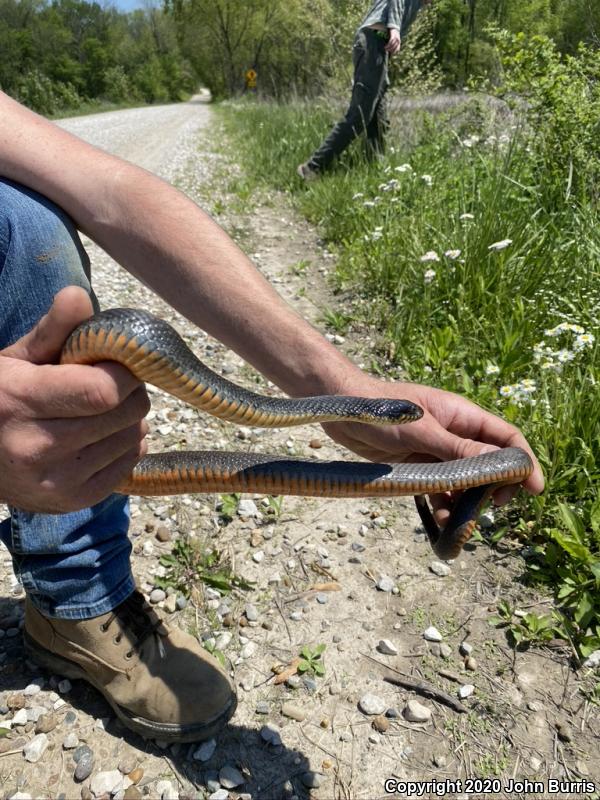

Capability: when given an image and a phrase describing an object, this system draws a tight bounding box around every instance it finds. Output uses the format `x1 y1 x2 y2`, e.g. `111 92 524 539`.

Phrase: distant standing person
298 0 429 180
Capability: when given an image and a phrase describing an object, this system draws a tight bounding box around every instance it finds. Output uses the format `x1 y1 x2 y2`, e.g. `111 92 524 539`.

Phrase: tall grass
217 97 599 659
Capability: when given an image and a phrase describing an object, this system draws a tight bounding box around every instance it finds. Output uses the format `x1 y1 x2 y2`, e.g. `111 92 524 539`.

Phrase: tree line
1 0 598 114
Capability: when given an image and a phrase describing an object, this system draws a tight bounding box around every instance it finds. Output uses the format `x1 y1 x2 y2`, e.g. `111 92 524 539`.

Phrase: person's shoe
23 591 236 742
297 162 320 182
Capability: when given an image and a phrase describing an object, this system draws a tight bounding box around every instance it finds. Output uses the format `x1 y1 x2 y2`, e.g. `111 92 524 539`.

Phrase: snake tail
61 308 423 428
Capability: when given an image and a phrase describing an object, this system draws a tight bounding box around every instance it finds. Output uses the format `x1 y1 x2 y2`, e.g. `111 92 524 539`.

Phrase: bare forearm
0 92 360 397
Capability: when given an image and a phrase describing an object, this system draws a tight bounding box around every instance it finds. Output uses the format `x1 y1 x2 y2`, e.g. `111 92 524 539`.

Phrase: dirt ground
0 99 598 800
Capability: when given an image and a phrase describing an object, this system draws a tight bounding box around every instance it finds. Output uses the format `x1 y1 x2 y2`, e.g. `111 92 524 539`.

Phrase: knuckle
83 377 121 414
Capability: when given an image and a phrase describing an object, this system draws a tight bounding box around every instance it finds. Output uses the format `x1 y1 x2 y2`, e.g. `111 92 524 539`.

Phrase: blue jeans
0 179 135 619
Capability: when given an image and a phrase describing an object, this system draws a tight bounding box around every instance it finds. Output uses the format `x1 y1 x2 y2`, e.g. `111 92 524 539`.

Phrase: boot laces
100 590 166 659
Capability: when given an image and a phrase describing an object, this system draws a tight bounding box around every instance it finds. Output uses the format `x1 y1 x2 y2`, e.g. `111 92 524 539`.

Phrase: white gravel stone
150 588 166 604
359 693 387 716
459 684 475 699
240 641 258 659
12 709 28 725
244 603 259 621
90 770 130 797
403 700 432 723
252 550 264 564
209 790 229 800
219 765 245 788
377 639 398 656
193 738 217 761
23 681 43 696
583 649 600 669
215 632 233 650
260 723 282 745
62 732 79 749
238 499 259 517
376 575 395 592
23 733 48 762
142 541 154 557
430 561 451 576
423 626 443 642
156 779 178 799
459 641 473 656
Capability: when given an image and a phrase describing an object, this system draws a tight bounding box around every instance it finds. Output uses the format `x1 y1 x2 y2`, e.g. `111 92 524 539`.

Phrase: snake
60 308 534 560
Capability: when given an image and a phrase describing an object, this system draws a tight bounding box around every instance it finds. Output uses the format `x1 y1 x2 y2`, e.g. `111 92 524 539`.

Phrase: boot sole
24 631 237 743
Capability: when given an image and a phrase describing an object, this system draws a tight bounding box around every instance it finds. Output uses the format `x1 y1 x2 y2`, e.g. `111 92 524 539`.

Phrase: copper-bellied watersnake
61 308 533 560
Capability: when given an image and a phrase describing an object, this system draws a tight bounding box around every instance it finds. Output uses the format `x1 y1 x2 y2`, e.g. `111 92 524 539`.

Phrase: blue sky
111 0 151 11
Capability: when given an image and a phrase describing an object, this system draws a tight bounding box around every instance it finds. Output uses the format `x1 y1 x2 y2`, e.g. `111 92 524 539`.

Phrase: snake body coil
61 308 533 560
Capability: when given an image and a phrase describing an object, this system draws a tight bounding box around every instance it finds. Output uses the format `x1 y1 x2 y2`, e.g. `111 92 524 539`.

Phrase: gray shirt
358 0 423 37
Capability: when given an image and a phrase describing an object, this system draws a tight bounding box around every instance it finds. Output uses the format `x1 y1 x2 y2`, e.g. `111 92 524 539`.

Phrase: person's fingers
78 441 149 509
16 361 144 419
43 385 151 447
1 286 93 364
70 419 149 483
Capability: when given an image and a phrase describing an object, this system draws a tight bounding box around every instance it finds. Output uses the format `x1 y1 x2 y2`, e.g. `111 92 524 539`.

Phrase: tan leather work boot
23 590 236 742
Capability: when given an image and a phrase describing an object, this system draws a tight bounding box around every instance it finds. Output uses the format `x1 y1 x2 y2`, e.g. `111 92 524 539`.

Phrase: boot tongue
119 591 169 647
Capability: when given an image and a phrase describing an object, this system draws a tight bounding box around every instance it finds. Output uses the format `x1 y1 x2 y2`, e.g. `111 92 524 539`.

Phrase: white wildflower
444 249 461 259
459 213 475 220
395 163 412 173
353 192 364 200
518 379 537 393
420 250 440 263
556 349 575 363
485 364 500 376
574 332 594 349
421 174 433 186
363 200 376 208
488 239 513 251
423 269 436 284
499 385 515 398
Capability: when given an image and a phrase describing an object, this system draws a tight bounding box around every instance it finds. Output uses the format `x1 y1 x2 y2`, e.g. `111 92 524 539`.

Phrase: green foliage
218 492 241 522
218 37 599 657
491 30 600 202
297 643 326 677
0 0 196 114
156 536 254 597
489 600 559 648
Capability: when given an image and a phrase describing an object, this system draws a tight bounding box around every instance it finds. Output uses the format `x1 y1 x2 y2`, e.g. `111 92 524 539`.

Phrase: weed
156 537 254 597
297 644 326 677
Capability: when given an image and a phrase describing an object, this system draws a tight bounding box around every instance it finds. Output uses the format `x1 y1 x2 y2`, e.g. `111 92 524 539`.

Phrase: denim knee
0 179 97 348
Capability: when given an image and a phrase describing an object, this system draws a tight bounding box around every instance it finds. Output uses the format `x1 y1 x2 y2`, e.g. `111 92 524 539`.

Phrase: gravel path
0 98 597 800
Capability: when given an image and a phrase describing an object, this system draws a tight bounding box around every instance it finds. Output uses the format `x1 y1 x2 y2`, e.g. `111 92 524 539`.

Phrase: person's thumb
1 286 94 365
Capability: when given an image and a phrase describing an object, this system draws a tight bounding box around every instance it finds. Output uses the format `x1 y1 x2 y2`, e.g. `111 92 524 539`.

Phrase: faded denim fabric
0 178 135 619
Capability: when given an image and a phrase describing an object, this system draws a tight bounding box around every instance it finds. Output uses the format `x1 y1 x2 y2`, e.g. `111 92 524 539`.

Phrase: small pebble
245 604 259 622
459 641 473 656
430 561 451 576
57 679 72 693
118 756 137 775
23 733 48 762
423 626 443 642
35 713 58 734
301 772 325 789
372 715 390 733
74 751 94 782
359 694 387 716
156 526 171 542
439 643 452 659
376 576 395 592
192 738 216 761
149 588 166 604
377 639 398 656
282 703 306 722
63 733 79 750
403 700 432 723
458 684 475 699
219 765 245 789
260 724 282 746
465 656 478 671
255 701 269 715
316 593 328 604
209 790 229 800
128 768 144 784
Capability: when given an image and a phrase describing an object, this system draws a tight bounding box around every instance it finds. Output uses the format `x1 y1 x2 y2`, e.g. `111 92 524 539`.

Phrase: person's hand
321 374 544 526
385 28 401 55
0 286 150 513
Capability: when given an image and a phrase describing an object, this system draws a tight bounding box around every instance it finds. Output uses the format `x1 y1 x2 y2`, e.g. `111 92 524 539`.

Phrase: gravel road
0 98 597 800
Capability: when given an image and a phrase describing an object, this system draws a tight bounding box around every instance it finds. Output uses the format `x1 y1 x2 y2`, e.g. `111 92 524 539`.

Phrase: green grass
216 97 599 659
